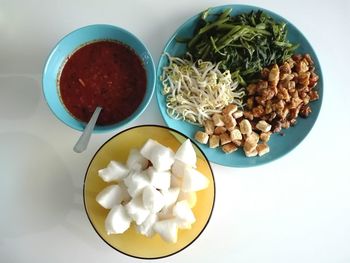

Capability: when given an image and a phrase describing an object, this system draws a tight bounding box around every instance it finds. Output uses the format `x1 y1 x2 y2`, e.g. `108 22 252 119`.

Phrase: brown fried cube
221 143 238 154
212 113 225 127
209 135 220 148
219 133 231 145
214 126 227 135
194 131 209 144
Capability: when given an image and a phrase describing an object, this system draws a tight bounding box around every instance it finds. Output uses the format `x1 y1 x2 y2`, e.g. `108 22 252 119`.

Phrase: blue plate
156 5 323 167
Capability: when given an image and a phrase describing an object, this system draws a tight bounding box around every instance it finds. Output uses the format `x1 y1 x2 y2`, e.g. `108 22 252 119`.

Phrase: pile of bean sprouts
161 53 245 126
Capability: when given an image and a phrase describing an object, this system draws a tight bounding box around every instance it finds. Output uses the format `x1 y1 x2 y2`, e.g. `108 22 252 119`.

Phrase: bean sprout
161 53 245 126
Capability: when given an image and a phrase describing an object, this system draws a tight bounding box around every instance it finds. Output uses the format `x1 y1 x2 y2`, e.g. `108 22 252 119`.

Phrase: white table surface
1 0 350 262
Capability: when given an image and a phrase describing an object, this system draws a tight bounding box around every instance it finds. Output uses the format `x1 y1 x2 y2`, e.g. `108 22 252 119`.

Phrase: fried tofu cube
223 114 237 131
212 114 225 127
203 119 215 135
209 135 220 148
239 119 252 135
243 137 257 153
222 104 238 115
256 120 272 132
257 143 270 156
245 149 258 157
221 143 238 154
232 110 243 119
214 126 227 135
232 140 242 147
219 133 231 145
260 132 272 142
246 131 259 144
194 131 209 144
230 128 242 141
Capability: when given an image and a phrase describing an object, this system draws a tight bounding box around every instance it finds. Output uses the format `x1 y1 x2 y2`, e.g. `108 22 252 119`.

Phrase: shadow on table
0 132 77 238
0 75 41 120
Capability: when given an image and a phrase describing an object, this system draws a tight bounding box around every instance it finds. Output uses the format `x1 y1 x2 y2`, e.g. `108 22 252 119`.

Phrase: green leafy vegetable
186 8 299 85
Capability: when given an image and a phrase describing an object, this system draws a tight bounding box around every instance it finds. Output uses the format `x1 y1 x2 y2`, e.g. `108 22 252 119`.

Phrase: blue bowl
42 24 155 133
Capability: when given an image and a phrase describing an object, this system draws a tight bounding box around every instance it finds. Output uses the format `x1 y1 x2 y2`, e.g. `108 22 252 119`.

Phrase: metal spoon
73 106 102 153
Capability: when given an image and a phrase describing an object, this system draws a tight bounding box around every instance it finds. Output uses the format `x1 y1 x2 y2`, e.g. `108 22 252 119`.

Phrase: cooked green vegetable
186 8 299 85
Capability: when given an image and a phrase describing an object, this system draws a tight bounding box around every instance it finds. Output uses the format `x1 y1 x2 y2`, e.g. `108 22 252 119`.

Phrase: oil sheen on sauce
59 40 146 125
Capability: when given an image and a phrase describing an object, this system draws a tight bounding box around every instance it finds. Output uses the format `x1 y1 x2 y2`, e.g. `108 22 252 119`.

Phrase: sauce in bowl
59 40 146 125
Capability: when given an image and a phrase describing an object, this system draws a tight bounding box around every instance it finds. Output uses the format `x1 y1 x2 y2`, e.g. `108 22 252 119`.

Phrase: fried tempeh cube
194 131 209 144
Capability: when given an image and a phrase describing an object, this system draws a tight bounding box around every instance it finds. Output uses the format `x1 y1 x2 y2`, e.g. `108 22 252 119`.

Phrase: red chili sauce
59 40 146 125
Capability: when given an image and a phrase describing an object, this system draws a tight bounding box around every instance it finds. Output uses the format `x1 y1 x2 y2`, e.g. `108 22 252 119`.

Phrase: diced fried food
268 64 280 87
244 149 258 157
232 110 243 119
232 140 242 147
203 119 215 135
194 131 209 144
223 114 237 131
246 132 259 144
243 111 254 121
219 133 231 145
214 126 227 135
212 113 225 127
239 119 252 135
256 120 271 132
221 143 238 154
257 143 270 156
209 135 220 149
247 83 257 95
222 104 238 115
260 132 272 142
230 128 242 141
243 137 257 154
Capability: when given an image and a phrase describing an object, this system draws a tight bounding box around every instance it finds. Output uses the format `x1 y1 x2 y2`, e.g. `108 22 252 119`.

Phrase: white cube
137 213 158 237
105 205 131 235
98 160 129 183
147 167 171 190
123 171 149 197
96 184 130 209
153 219 178 243
142 185 165 213
174 139 197 167
140 139 175 171
125 195 150 225
126 148 149 172
182 167 209 192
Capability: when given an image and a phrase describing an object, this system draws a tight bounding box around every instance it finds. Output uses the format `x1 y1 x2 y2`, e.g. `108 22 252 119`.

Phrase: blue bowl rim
42 24 156 134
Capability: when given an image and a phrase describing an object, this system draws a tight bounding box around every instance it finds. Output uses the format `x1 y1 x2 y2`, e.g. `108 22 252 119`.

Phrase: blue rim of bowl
156 4 323 167
42 24 156 134
83 124 216 259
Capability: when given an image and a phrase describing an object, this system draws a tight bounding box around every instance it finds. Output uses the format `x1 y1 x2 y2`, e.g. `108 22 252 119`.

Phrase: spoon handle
73 106 102 153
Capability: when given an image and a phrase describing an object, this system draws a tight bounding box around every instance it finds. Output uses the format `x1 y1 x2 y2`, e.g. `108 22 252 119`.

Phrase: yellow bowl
83 125 216 259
